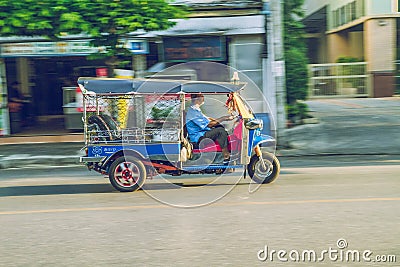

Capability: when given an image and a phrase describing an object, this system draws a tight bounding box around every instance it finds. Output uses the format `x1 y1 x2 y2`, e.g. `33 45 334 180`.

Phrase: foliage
150 106 175 120
286 101 309 123
336 56 363 63
0 0 186 71
283 0 307 53
283 0 309 106
285 47 308 104
150 99 179 121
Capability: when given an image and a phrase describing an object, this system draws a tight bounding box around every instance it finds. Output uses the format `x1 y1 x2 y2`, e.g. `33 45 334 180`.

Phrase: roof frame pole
179 92 186 166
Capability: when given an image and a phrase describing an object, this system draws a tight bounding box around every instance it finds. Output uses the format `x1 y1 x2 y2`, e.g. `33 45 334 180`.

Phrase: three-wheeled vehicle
78 77 280 192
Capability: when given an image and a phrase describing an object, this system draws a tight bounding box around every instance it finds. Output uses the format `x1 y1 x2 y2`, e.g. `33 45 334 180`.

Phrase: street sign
0 40 103 57
125 39 149 54
163 36 226 62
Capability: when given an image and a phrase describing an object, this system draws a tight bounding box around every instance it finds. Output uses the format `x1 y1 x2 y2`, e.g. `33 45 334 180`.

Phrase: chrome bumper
80 156 106 163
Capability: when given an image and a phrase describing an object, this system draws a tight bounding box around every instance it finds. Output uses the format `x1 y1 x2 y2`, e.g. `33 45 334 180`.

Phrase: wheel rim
255 159 273 178
113 161 140 188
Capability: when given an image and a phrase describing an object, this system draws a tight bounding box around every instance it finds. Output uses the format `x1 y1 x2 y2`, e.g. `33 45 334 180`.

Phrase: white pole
271 0 287 141
263 0 287 142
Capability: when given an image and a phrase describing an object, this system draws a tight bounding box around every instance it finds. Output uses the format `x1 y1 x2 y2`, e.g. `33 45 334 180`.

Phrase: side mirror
245 118 263 130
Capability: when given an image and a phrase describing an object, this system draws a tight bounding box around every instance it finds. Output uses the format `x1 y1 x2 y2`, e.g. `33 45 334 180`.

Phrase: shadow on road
0 181 249 197
0 184 115 197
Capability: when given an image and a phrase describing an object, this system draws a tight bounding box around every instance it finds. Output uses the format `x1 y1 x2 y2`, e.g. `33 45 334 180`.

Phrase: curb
0 134 84 146
276 150 400 157
0 155 82 169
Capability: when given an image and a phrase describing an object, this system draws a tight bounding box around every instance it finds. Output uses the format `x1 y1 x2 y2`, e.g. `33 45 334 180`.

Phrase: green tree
283 0 309 123
283 0 308 105
0 0 186 72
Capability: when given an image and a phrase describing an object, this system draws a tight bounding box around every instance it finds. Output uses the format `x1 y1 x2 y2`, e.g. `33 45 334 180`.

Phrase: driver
186 93 234 164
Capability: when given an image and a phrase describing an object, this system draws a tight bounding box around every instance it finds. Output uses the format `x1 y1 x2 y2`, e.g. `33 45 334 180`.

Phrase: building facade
303 0 399 97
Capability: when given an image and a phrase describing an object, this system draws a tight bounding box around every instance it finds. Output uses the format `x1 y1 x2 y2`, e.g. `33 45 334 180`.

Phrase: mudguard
248 129 276 156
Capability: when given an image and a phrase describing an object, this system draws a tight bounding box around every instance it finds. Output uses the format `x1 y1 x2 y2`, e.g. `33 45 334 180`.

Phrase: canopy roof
77 77 245 94
134 15 264 37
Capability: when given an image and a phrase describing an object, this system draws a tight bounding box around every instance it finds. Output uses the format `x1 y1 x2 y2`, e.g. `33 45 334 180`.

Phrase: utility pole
270 0 287 143
262 0 287 144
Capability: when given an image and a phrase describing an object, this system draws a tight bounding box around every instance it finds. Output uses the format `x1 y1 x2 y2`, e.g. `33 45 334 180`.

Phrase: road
0 157 399 266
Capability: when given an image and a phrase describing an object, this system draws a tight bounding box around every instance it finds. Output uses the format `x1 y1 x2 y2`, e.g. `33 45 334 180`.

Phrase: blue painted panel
247 129 275 156
88 143 180 158
254 113 271 136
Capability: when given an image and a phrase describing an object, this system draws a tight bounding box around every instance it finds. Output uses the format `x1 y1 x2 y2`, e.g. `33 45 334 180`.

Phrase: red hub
114 162 139 187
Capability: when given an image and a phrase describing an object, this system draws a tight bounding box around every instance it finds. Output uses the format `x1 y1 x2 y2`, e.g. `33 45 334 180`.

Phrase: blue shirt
186 105 210 143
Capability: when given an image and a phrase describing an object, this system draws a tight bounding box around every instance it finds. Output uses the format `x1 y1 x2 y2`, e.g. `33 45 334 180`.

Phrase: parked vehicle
78 77 280 192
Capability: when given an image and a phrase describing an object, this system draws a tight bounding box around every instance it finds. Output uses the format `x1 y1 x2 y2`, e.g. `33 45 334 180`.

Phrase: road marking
1 197 400 215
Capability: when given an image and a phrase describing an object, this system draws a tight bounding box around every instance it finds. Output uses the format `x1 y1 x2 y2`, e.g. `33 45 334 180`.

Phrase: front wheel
109 156 146 192
247 152 280 184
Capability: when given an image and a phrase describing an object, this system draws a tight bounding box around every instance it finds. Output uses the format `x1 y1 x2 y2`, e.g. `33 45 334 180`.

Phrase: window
331 1 361 29
332 10 337 27
346 3 351 23
340 7 346 25
351 2 357 20
357 0 365 17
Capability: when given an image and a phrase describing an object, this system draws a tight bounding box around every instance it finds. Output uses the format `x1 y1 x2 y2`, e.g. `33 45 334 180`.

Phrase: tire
247 152 280 184
109 156 146 192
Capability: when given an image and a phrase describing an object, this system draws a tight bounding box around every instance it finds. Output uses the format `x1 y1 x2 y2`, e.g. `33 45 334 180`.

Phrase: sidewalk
0 133 83 145
1 97 399 169
279 97 400 156
0 134 85 169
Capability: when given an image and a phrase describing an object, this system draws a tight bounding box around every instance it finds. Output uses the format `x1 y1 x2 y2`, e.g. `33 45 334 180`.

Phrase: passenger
186 93 234 164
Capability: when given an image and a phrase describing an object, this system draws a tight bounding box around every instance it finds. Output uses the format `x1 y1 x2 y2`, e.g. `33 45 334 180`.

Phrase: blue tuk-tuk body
78 78 280 192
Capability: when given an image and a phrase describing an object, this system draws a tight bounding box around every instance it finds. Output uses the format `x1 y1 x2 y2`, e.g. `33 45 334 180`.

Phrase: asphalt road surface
0 157 399 266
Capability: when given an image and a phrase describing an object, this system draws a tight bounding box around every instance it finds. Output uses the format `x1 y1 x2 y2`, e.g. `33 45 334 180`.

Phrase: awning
132 15 265 38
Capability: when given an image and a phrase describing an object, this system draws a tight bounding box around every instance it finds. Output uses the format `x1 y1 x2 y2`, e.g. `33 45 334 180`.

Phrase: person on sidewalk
8 82 23 112
8 81 31 127
186 93 234 163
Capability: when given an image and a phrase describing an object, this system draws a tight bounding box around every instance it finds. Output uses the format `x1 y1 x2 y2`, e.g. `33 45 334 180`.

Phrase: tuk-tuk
78 77 280 192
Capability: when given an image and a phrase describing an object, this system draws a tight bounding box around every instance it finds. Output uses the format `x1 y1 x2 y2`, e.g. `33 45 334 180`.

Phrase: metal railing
395 60 400 95
308 62 369 98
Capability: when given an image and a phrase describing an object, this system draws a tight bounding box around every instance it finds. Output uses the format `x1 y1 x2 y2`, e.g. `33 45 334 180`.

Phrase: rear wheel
109 156 146 192
247 152 280 184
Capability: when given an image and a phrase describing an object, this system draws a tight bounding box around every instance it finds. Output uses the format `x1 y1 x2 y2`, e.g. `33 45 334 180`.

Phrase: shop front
0 40 108 135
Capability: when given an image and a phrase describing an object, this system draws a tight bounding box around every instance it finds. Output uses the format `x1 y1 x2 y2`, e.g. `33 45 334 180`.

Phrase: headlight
245 118 263 130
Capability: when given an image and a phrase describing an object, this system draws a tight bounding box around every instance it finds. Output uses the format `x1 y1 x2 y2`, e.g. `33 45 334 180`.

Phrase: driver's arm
207 115 234 128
